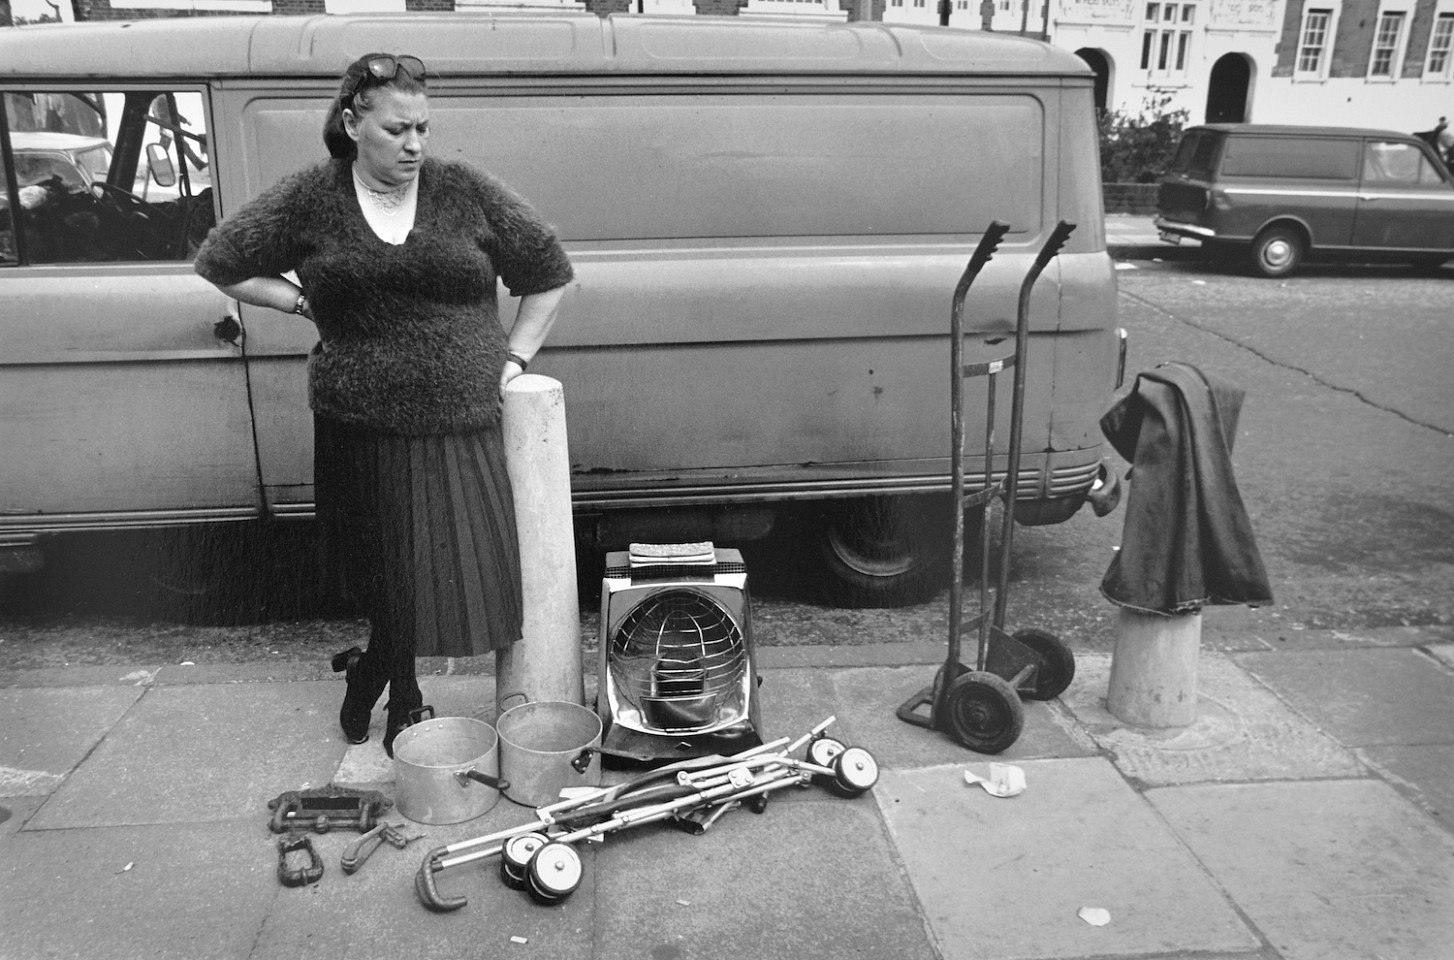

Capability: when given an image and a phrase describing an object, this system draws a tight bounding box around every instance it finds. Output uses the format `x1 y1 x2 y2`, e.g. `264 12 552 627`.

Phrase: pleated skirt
314 415 524 658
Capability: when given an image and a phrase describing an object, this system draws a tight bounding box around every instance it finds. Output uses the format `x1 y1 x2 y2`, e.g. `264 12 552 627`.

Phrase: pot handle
454 768 509 792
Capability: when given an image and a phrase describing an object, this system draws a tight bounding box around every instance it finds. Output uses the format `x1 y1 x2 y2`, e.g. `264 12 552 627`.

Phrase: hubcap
1263 239 1293 268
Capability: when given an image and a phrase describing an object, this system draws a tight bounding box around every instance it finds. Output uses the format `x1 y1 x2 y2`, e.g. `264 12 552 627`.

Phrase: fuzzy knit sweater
194 157 574 435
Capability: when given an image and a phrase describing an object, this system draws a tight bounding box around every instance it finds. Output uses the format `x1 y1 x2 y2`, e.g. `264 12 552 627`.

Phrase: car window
1169 130 1221 179
1220 136 1361 179
1 89 214 266
1361 141 1447 186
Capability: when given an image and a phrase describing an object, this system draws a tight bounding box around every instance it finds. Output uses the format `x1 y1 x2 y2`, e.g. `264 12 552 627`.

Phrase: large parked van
1157 123 1454 277
0 13 1122 607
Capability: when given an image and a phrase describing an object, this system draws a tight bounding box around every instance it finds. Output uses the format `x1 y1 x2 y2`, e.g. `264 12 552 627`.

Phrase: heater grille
607 588 748 733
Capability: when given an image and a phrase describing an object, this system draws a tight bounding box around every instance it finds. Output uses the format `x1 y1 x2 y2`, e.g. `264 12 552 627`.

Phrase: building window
1140 2 1195 77
1428 13 1454 77
1296 8 1333 76
1369 11 1406 78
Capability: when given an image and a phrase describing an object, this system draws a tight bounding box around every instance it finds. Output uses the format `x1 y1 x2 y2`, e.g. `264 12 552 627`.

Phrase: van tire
1249 226 1304 278
809 495 954 608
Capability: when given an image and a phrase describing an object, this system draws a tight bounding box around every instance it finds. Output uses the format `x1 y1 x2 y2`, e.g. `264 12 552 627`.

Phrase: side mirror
146 143 177 188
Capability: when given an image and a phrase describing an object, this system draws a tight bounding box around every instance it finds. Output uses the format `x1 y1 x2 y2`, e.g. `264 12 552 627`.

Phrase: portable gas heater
597 543 763 764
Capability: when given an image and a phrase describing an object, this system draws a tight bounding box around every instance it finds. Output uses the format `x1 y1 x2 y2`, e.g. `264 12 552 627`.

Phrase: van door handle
213 313 242 346
1357 194 1379 202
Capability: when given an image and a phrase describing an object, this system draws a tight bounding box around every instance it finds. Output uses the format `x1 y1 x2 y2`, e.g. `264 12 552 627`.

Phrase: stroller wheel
527 842 583 904
1013 628 1076 701
830 746 880 797
945 671 1024 754
502 833 549 891
805 736 847 768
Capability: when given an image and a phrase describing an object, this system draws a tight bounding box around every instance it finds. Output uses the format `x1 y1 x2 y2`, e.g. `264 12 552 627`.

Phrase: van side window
1361 141 1447 186
1220 136 1360 179
0 89 214 265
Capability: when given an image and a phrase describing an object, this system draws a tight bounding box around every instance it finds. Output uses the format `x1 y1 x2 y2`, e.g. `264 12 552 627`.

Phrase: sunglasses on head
345 55 427 101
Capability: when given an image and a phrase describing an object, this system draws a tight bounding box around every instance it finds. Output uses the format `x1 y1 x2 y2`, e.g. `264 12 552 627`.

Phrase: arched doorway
1074 48 1111 114
1205 54 1252 123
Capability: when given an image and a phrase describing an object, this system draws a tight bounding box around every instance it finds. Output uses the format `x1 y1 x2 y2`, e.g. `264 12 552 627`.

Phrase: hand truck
896 220 1078 754
414 717 879 911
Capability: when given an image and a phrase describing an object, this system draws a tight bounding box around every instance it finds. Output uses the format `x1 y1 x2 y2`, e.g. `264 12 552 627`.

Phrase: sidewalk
3 622 1453 960
1104 213 1204 261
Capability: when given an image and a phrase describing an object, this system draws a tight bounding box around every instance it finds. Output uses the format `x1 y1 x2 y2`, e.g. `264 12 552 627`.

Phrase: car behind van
0 13 1122 609
1157 123 1454 277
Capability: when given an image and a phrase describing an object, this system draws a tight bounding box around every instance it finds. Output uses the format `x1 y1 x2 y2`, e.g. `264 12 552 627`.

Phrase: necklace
353 166 411 212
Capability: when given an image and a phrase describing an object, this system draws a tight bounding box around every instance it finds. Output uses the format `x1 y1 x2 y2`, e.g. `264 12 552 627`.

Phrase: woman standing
194 53 574 755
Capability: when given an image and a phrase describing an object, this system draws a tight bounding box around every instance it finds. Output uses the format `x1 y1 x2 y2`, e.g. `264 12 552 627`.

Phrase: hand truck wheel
828 746 880 797
526 842 583 904
945 671 1024 754
1013 628 1076 701
501 832 549 891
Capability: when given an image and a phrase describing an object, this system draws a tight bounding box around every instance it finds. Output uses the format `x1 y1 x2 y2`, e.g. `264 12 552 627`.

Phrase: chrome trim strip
4 462 1099 543
1223 187 1454 202
0 507 260 546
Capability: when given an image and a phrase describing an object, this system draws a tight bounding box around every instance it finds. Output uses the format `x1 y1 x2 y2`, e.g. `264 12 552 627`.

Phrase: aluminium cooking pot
496 700 602 807
392 712 508 825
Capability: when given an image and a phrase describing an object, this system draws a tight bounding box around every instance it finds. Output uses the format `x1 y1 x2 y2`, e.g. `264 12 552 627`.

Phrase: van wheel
1249 227 1304 278
810 495 952 608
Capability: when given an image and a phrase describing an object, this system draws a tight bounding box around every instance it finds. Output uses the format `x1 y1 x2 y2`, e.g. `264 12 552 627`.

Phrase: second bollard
498 374 584 717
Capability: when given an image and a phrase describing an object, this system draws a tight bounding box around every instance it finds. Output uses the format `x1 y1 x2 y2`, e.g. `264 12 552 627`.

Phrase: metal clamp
342 822 427 874
267 786 392 834
277 835 324 887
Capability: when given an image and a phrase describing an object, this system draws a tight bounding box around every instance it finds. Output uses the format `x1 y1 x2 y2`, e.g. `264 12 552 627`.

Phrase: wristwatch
507 352 529 372
292 292 309 316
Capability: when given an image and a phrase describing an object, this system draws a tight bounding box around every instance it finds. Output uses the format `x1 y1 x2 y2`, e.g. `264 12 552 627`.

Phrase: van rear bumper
1154 217 1218 241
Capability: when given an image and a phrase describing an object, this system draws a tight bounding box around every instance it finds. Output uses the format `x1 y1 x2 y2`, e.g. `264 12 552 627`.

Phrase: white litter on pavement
963 763 1027 798
1078 907 1111 927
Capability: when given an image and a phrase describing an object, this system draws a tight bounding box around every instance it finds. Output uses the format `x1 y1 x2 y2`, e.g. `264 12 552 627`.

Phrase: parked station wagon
1157 123 1454 277
0 13 1124 608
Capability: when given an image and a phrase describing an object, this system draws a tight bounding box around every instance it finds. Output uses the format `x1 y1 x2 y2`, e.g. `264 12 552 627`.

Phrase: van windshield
1219 136 1360 179
1169 130 1221 179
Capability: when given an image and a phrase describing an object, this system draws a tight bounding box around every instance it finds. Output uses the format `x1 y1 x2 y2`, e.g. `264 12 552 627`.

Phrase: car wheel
1249 226 1304 278
810 495 953 608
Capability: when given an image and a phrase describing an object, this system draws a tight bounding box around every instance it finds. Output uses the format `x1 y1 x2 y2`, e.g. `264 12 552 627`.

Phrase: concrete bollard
497 374 584 717
1106 607 1202 728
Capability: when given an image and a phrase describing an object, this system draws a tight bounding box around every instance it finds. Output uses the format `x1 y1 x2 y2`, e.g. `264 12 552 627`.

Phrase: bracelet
292 292 309 316
507 352 530 372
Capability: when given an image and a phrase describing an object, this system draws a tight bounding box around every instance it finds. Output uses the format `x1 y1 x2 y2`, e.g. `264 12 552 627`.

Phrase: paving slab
0 795 44 840
876 756 1258 960
1061 652 1362 786
0 685 142 796
254 797 597 960
0 820 276 960
29 681 347 829
825 666 1099 770
1429 642 1454 670
593 794 937 960
1355 743 1454 834
1234 647 1454 746
1149 779 1454 960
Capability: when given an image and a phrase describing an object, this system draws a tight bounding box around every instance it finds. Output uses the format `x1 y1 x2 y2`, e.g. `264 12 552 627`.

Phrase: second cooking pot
497 700 602 807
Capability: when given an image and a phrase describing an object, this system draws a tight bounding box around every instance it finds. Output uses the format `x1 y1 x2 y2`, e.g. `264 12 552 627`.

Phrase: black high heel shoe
332 647 385 745
383 696 429 759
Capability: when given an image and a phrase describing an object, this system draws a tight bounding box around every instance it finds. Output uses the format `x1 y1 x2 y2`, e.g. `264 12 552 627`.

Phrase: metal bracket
277 835 324 887
267 786 392 834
